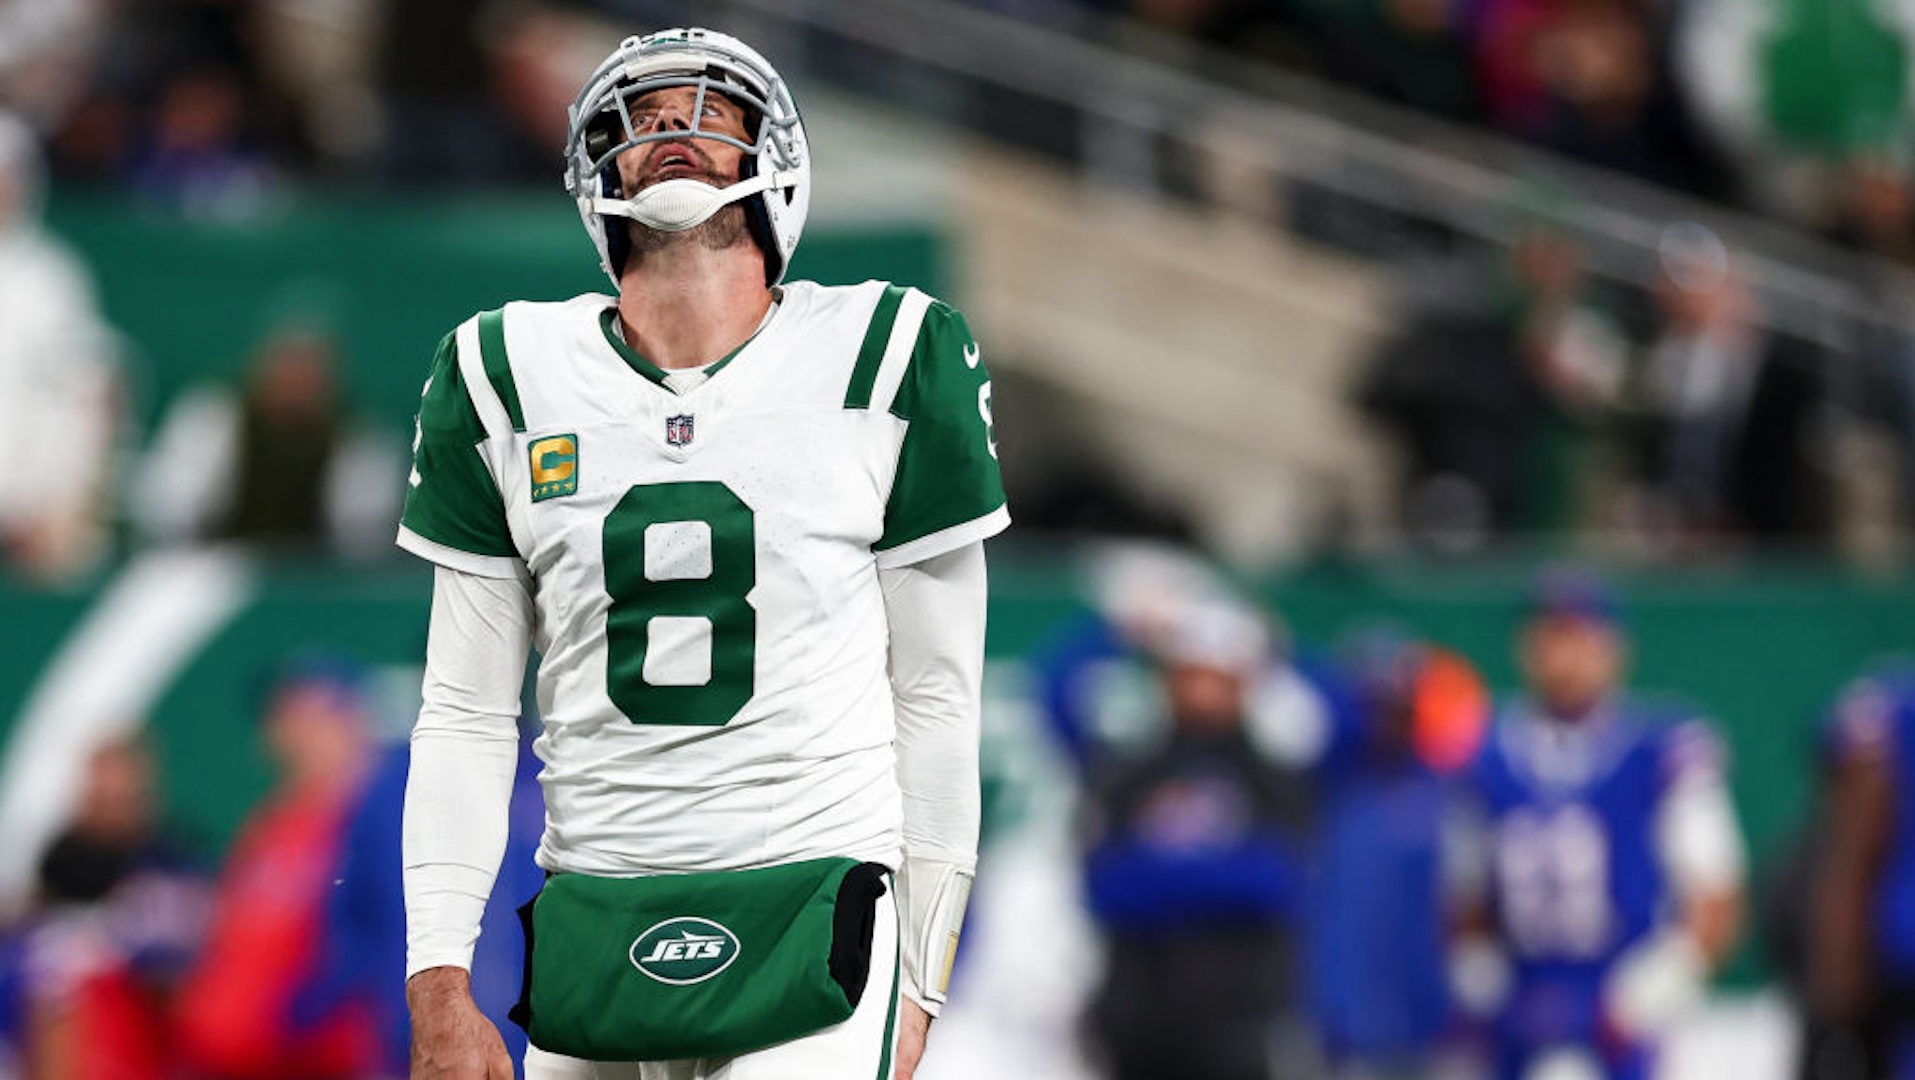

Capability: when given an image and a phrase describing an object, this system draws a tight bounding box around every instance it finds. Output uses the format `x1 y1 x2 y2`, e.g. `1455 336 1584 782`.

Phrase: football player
1448 569 1745 1080
1037 593 1316 1080
1802 660 1915 1079
397 28 1007 1080
1308 632 1488 1079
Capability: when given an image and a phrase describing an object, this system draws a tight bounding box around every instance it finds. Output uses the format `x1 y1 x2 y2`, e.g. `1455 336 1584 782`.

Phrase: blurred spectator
249 0 384 169
0 110 121 585
173 653 380 1080
1359 204 1626 549
1448 568 1746 1080
370 0 553 186
1824 155 1915 558
1478 0 1736 199
298 713 546 1077
130 309 405 558
483 4 620 166
29 0 312 190
1128 0 1238 36
1034 549 1323 1080
1827 152 1915 267
1627 223 1832 547
11 736 210 1080
0 0 110 131
128 66 276 218
1303 630 1489 1079
1295 0 1481 121
1797 659 1915 1080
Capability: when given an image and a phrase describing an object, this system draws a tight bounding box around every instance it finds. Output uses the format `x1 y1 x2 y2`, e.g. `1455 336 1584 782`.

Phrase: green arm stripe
843 285 907 410
478 308 526 432
874 906 901 1080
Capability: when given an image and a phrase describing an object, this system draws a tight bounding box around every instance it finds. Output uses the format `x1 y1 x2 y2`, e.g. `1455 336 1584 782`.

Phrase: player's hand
892 996 934 1080
408 967 515 1079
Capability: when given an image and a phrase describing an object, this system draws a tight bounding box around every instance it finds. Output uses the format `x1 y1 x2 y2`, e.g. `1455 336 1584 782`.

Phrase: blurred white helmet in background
1158 597 1271 676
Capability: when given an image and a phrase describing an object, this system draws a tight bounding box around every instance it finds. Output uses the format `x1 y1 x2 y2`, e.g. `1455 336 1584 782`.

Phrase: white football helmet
564 28 810 285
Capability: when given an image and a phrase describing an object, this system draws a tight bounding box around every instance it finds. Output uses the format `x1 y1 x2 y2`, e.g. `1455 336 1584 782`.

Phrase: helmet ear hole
584 118 618 166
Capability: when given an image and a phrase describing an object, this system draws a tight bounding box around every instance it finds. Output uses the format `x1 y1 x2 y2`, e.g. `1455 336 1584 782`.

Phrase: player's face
80 740 155 842
1167 663 1247 734
615 86 752 197
1520 615 1624 720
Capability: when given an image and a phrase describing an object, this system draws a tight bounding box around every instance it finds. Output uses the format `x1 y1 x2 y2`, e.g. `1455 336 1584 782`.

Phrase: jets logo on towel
630 917 740 984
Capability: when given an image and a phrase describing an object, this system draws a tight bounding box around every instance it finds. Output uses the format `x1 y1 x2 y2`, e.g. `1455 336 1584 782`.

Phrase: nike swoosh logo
962 342 981 369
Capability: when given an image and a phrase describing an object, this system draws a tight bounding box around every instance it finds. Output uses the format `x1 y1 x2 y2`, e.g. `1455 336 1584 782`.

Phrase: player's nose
644 94 695 134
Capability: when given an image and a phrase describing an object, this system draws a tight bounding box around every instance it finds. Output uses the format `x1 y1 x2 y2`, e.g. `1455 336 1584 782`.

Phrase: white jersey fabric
397 280 1008 879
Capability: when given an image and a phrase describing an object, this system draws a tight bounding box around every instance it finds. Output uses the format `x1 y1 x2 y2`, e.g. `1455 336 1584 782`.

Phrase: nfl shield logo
665 414 695 447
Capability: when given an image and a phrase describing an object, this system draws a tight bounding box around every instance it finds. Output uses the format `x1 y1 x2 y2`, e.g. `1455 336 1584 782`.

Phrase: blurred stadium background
7 0 1915 1075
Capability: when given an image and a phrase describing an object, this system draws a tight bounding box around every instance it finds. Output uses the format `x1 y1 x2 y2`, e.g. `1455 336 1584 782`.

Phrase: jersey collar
1503 697 1631 792
597 296 778 393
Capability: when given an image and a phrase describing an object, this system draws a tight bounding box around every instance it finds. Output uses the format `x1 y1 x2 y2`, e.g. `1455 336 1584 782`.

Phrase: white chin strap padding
592 171 792 233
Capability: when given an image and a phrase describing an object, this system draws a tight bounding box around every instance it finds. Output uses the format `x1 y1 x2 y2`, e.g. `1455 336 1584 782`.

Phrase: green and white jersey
397 280 1008 875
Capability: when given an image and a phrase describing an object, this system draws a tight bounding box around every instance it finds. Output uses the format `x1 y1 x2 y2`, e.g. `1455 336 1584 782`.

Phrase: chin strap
590 170 796 232
896 844 976 1016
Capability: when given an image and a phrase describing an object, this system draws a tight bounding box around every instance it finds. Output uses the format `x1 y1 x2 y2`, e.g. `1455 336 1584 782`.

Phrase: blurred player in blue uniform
300 721 546 1078
1450 570 1746 1080
1803 660 1915 1080
1034 548 1324 1080
1307 631 1488 1079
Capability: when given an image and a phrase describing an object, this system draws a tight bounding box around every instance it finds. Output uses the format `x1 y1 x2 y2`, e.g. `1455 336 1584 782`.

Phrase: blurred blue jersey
1032 611 1322 934
1467 699 1722 1077
1304 636 1490 1068
1033 608 1319 1079
299 739 545 1077
1307 731 1454 1065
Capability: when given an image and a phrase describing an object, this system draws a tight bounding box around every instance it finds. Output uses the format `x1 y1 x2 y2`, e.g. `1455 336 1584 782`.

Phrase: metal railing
610 0 1909 352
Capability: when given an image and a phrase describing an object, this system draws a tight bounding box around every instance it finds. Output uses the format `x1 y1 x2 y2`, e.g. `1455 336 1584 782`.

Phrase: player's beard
622 200 753 262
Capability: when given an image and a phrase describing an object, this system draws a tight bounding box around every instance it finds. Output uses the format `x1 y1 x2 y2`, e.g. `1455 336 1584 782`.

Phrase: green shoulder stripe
399 331 517 559
478 308 526 433
843 285 907 410
877 301 1007 553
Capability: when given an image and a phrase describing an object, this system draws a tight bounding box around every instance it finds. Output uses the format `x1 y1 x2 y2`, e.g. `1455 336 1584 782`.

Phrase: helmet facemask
565 31 809 285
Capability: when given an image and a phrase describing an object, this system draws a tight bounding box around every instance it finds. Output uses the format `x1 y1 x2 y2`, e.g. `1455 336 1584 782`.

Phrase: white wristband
1449 937 1513 1019
895 845 976 1015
